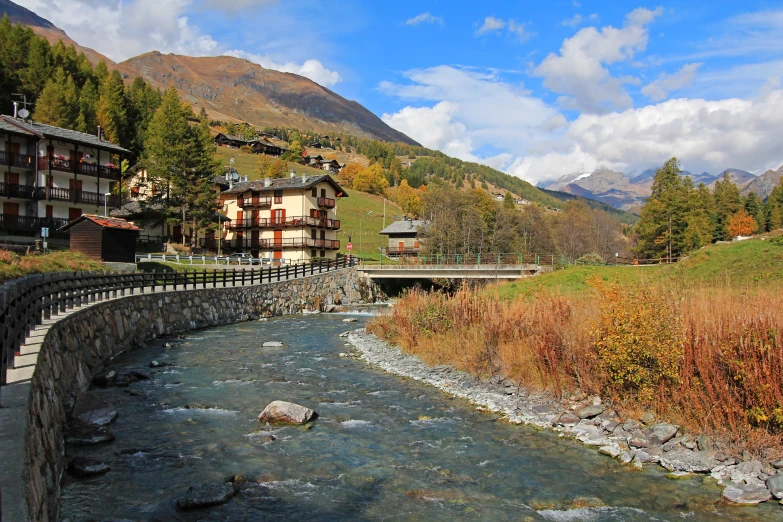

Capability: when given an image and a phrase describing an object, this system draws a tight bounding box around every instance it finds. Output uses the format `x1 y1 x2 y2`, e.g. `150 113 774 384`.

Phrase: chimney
289 168 296 179
301 171 308 184
244 175 248 182
12 101 18 118
264 177 271 187
97 125 103 142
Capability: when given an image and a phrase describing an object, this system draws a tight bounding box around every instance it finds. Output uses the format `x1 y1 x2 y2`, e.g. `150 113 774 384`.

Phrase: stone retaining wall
12 268 379 522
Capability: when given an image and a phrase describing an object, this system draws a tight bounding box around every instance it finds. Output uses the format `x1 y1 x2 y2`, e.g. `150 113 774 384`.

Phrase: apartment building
0 115 129 245
215 171 348 261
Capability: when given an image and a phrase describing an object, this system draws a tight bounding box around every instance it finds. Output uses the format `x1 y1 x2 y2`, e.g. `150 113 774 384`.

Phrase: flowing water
60 314 782 521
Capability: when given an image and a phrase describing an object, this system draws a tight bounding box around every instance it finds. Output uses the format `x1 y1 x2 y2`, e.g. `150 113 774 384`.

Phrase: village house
213 133 285 156
0 114 128 246
215 170 347 262
302 154 324 170
320 159 342 174
379 218 426 257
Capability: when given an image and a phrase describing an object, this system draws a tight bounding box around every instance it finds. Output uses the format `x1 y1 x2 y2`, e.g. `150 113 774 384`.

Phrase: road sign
346 243 352 251
41 227 49 238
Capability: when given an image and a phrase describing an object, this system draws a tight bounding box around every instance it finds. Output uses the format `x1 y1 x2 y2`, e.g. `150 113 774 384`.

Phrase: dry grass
0 250 105 281
369 284 783 453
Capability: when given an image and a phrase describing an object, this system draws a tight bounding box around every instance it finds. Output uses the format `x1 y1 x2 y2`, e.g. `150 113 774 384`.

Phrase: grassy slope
0 251 105 280
492 235 783 298
336 191 402 258
214 147 325 180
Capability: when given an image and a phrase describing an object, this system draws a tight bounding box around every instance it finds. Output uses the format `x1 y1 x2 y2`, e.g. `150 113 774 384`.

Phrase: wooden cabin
60 214 141 262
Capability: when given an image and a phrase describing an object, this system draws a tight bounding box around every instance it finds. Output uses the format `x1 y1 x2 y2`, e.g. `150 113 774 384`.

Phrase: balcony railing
35 187 121 207
0 214 67 232
205 237 340 250
237 196 272 209
0 183 36 200
227 216 340 230
317 197 335 209
38 158 122 181
0 151 36 170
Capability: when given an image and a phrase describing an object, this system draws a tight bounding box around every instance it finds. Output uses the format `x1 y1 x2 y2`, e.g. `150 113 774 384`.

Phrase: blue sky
17 0 783 183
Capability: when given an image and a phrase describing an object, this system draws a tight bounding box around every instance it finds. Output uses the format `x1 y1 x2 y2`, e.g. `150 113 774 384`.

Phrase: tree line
634 158 783 259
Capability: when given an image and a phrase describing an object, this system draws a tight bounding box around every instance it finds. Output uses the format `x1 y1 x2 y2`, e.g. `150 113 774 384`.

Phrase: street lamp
104 192 111 217
359 210 373 261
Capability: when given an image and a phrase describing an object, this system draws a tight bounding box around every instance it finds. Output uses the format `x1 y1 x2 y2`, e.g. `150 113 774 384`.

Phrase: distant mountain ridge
0 0 420 146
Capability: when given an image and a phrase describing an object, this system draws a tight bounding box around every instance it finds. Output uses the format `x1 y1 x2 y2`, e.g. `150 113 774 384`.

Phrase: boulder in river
262 341 284 347
628 430 651 448
342 318 358 323
68 456 110 477
149 360 167 368
131 370 150 380
577 405 605 419
258 400 318 424
659 449 718 473
71 393 118 426
91 370 116 387
175 482 237 510
645 423 679 446
722 484 771 505
65 422 115 445
766 474 783 499
553 412 580 426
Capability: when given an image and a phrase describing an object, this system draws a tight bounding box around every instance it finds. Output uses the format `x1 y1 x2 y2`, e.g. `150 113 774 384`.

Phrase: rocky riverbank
347 329 783 508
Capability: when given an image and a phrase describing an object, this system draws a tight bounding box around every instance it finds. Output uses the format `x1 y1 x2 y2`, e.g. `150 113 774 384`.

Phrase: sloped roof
222 174 348 197
379 219 427 235
0 116 131 154
60 214 142 232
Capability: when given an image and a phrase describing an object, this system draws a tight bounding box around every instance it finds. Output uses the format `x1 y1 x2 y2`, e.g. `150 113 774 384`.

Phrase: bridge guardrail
361 252 567 268
0 256 357 386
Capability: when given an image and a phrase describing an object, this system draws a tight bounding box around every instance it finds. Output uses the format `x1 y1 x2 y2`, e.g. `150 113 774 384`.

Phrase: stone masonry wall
23 268 380 521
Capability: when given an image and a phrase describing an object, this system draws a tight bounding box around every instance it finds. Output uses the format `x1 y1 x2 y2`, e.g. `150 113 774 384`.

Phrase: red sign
346 243 353 251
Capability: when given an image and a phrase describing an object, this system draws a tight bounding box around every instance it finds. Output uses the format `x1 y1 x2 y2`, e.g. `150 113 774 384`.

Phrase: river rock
766 475 783 499
149 360 167 368
629 430 651 448
722 484 771 505
338 331 350 338
640 411 656 426
175 483 237 510
660 450 718 473
645 423 679 446
68 456 110 477
131 370 150 380
262 341 284 347
695 434 713 452
65 422 115 445
342 318 358 323
91 370 116 387
599 445 623 458
577 405 605 419
71 393 118 426
553 412 580 426
258 401 318 424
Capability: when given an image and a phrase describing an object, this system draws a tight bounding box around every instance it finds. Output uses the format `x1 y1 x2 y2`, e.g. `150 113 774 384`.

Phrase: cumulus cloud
642 62 702 100
512 89 783 183
475 17 532 42
534 7 663 113
227 50 341 86
404 12 444 26
14 0 340 86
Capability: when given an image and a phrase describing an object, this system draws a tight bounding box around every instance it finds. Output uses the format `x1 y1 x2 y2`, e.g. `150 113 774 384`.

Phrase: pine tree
712 172 743 241
75 79 98 133
21 36 53 100
744 192 765 232
97 70 127 145
32 68 78 128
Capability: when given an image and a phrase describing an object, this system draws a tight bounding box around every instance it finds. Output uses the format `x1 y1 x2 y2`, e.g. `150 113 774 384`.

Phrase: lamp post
104 192 111 217
359 210 373 261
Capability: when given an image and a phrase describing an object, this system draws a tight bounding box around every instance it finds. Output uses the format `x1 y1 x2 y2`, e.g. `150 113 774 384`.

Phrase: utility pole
360 210 373 260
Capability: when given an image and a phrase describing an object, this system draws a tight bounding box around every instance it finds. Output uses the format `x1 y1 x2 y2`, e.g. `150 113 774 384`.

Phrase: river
60 313 782 521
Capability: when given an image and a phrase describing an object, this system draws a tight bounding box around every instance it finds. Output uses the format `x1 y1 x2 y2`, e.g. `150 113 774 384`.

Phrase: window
130 187 140 198
321 188 326 198
311 187 317 198
274 190 283 204
68 207 82 221
320 250 326 257
311 249 316 258
46 205 53 218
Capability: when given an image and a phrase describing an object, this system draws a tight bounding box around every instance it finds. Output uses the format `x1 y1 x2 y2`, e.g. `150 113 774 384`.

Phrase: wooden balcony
227 216 340 230
214 238 340 250
0 151 36 170
317 197 335 209
0 214 68 232
38 157 122 181
35 187 122 207
237 196 272 209
0 182 36 200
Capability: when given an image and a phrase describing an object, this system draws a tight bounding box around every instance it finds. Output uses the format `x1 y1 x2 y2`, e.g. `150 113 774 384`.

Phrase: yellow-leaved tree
352 164 389 196
396 179 423 217
338 163 363 186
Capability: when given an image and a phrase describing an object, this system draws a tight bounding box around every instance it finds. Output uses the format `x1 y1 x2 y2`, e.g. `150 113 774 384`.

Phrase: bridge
356 253 559 280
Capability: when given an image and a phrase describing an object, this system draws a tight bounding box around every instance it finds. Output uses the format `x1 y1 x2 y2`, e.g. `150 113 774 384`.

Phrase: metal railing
0 255 357 385
0 182 36 200
227 216 340 230
0 151 36 170
37 157 122 181
364 252 565 267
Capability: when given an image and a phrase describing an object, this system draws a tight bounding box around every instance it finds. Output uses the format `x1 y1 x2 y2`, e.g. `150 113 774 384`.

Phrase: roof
379 219 427 235
222 174 349 197
111 201 230 222
59 214 142 232
0 116 131 154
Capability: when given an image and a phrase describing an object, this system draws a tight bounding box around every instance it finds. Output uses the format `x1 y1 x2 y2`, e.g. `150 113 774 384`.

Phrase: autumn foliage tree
338 163 363 186
396 179 423 217
352 163 389 196
727 209 758 237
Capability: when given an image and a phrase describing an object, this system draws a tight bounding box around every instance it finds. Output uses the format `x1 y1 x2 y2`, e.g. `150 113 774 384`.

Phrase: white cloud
382 102 476 160
404 12 444 26
562 14 583 27
198 0 275 13
14 0 340 86
475 16 532 42
534 7 662 113
512 89 783 183
642 62 701 100
227 50 341 86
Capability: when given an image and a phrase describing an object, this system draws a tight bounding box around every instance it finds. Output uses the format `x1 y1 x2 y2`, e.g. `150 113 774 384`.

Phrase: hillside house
214 133 284 156
379 218 426 256
0 115 128 246
321 159 342 174
216 171 347 262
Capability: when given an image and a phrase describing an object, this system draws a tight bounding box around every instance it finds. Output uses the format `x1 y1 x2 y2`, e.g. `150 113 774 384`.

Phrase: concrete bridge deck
357 263 542 279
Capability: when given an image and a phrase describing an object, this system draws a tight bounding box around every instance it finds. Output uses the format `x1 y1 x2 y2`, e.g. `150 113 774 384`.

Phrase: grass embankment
0 250 105 281
369 236 783 453
214 147 328 180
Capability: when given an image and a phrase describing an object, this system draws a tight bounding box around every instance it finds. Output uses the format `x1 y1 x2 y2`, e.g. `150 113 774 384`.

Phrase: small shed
379 219 426 256
60 215 141 263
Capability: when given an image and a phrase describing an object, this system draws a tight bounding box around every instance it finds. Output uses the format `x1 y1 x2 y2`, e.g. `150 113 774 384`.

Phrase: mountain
1 0 419 146
742 165 783 200
0 0 114 65
708 168 756 189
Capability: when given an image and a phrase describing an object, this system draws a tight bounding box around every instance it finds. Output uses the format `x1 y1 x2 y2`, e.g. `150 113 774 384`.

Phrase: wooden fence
0 256 357 385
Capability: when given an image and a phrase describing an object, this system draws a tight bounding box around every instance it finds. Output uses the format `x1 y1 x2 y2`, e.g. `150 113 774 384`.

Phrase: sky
15 0 783 184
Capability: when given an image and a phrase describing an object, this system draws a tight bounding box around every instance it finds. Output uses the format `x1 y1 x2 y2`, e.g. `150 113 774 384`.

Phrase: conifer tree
33 68 78 128
712 172 743 241
97 70 127 145
75 79 98 133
